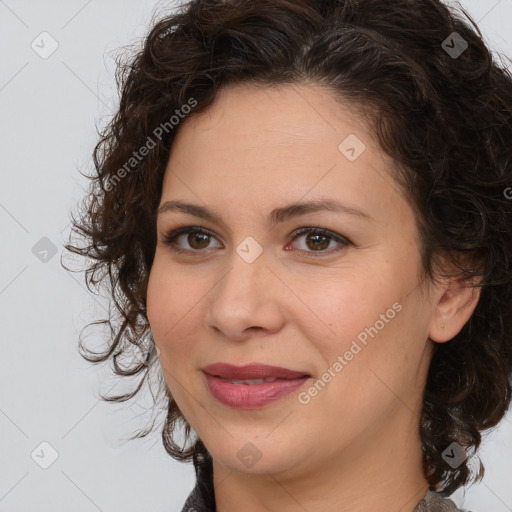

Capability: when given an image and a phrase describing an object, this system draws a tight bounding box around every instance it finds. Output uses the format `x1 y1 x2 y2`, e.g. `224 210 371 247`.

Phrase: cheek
146 259 217 396
147 258 195 332
292 266 400 346
296 261 425 389
147 262 192 360
146 263 202 405
306 288 429 420
146 263 169 338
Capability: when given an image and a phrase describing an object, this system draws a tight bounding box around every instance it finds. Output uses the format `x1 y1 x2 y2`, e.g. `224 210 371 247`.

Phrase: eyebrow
157 198 374 227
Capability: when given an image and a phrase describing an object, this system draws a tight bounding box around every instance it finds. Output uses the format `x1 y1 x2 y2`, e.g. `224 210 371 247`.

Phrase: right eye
162 226 223 254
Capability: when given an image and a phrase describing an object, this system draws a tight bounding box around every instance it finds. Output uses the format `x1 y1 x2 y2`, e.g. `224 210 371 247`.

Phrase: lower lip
204 374 310 409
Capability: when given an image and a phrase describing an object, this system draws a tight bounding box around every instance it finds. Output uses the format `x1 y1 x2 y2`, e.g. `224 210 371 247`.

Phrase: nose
204 248 286 341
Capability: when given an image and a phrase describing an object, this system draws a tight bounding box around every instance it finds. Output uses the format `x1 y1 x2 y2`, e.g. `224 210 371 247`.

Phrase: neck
212 405 430 512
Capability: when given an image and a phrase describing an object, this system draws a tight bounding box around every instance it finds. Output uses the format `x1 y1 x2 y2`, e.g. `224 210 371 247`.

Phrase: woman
64 0 512 510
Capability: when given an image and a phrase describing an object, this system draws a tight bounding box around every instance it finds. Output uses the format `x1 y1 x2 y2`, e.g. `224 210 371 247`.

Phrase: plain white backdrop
0 1 511 511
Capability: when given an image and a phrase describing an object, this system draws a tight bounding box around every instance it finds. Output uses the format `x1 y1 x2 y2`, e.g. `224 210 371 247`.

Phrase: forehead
169 82 376 159
161 82 407 226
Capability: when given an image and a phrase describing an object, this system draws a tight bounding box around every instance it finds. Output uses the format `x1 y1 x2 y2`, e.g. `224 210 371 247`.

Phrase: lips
202 362 310 380
202 363 311 409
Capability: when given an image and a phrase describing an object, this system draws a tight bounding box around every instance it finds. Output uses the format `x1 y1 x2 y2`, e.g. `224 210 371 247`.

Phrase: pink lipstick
202 363 311 409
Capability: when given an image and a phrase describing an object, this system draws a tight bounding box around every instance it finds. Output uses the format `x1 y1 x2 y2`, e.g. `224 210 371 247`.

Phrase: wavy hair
63 0 512 495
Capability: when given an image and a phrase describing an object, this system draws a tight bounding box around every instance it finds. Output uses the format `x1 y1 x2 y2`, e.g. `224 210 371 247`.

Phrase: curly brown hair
63 0 512 496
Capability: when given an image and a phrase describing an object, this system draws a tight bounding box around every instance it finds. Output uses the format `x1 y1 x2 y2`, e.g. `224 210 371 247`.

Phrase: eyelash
161 225 351 258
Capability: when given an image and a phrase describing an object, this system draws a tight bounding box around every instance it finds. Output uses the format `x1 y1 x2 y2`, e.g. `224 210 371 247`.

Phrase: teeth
229 378 278 384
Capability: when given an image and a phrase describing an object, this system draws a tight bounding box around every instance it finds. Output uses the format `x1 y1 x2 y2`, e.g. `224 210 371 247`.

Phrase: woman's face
147 82 441 477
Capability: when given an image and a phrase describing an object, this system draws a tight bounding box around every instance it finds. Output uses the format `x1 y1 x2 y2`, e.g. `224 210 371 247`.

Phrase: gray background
0 1 511 511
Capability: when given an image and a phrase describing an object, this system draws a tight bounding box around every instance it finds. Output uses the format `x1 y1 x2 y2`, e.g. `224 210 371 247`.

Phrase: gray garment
179 460 474 512
415 490 473 512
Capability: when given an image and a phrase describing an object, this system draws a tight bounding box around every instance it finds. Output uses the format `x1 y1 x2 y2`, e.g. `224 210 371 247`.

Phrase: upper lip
202 363 310 380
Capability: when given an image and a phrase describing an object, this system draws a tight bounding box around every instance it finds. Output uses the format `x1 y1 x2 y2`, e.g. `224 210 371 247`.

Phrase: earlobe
428 277 482 343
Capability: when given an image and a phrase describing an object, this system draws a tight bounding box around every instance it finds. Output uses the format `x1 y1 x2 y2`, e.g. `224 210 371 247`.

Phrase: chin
206 435 312 477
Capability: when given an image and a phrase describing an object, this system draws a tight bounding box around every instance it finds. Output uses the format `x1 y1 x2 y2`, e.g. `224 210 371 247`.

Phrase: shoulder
415 489 476 512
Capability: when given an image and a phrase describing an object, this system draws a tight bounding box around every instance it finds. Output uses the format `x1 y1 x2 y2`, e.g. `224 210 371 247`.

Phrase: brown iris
188 232 210 250
304 232 330 251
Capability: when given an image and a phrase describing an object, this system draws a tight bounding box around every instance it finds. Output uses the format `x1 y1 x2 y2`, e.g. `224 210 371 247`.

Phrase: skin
146 82 481 512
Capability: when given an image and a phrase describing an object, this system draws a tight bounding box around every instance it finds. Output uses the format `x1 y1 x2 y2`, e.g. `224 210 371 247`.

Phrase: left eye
288 227 351 256
162 226 351 257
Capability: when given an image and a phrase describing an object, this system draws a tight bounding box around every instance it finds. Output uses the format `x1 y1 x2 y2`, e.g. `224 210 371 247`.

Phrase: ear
428 270 482 343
